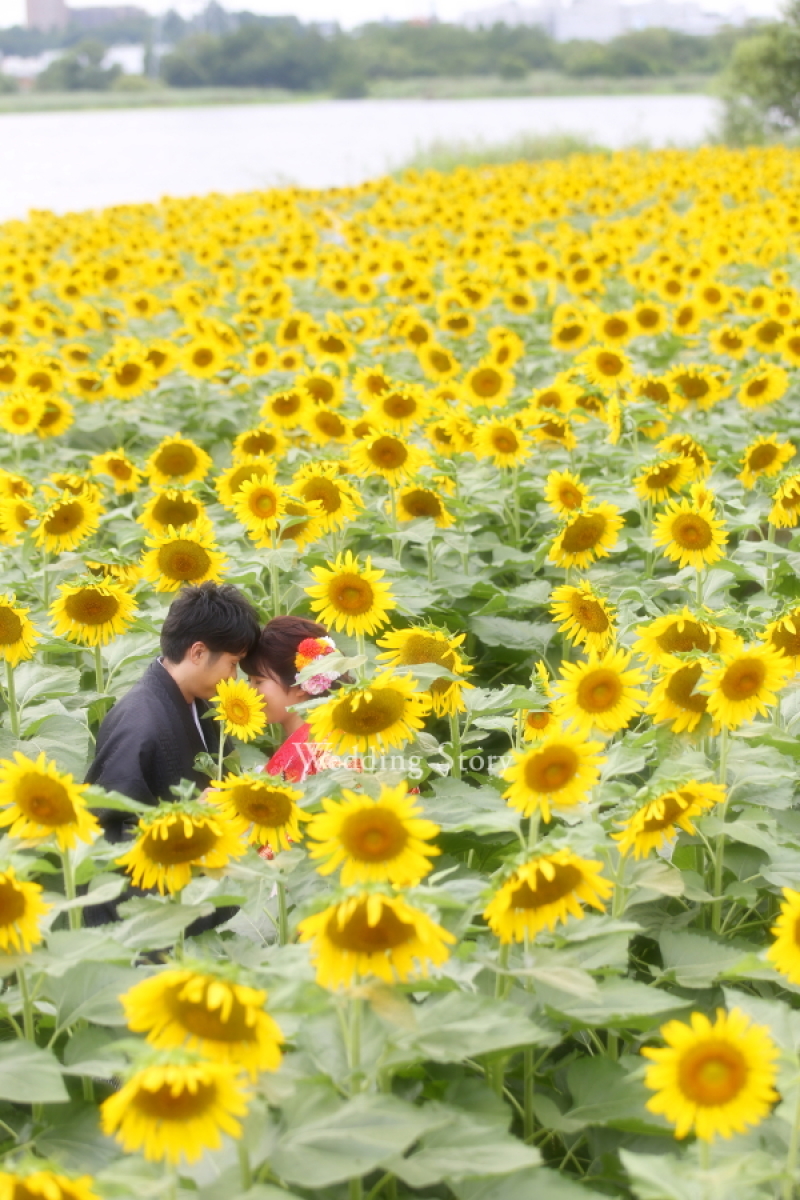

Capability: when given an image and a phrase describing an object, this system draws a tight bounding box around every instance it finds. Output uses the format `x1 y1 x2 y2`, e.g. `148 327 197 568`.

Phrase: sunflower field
4 144 800 1200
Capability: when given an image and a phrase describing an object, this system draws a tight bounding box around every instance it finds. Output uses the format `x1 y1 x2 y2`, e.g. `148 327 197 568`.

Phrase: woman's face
247 672 305 725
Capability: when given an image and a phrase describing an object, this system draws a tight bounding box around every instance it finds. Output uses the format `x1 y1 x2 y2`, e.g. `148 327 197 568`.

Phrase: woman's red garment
264 722 322 783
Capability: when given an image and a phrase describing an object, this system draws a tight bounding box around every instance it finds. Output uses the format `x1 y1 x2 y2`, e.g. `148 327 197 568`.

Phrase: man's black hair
160 582 261 663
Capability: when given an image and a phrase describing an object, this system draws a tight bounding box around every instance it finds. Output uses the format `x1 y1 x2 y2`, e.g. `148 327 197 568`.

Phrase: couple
87 581 336 844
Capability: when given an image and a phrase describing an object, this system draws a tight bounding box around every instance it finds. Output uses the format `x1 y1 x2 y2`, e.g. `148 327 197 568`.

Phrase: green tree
720 2 800 142
36 40 122 91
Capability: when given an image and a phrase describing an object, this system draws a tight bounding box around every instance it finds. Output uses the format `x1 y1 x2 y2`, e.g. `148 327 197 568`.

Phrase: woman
241 615 347 783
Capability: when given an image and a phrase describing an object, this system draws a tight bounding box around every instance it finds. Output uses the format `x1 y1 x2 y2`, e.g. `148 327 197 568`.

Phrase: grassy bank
0 71 714 114
396 131 609 173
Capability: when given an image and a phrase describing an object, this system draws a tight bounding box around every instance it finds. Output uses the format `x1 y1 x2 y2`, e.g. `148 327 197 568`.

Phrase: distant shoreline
0 73 714 115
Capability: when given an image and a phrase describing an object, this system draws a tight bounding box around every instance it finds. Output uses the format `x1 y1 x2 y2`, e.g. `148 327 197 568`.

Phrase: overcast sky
1 0 784 31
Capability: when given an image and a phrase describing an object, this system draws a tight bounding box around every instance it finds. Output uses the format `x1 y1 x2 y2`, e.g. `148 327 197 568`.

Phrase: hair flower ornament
294 636 343 696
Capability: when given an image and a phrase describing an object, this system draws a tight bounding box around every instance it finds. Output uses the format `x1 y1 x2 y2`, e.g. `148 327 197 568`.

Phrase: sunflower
463 362 515 406
634 608 740 668
418 343 461 382
139 491 207 538
146 435 212 489
614 780 724 858
376 626 472 717
349 432 430 486
122 966 284 1078
0 866 50 953
484 849 612 943
0 594 38 666
90 449 142 494
231 474 286 536
212 678 266 743
307 782 440 887
652 498 727 570
549 581 616 652
738 435 795 488
393 485 455 529
101 1055 248 1165
307 671 430 757
763 607 800 670
104 353 153 401
737 361 789 409
551 308 591 352
0 470 33 501
657 433 712 480
633 456 693 503
632 300 668 336
36 395 74 440
0 389 46 436
85 559 140 587
232 425 287 462
367 383 429 433
116 805 245 895
32 490 101 555
577 344 633 392
50 579 138 647
0 498 36 546
768 474 800 528
0 1169 99 1200
216 457 275 509
502 730 605 822
548 503 624 570
297 891 454 989
529 378 581 414
647 659 710 732
307 407 354 446
210 772 309 847
260 388 313 429
353 364 392 402
276 497 327 552
704 644 791 729
292 462 362 532
642 1008 778 1141
594 310 634 344
306 551 396 637
0 751 99 849
554 647 646 735
532 412 577 451
71 372 106 403
709 324 748 359
767 888 800 984
141 524 227 592
544 469 590 516
473 420 530 468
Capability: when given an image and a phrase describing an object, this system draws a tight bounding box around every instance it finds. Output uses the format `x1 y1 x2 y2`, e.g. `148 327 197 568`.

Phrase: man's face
190 647 243 700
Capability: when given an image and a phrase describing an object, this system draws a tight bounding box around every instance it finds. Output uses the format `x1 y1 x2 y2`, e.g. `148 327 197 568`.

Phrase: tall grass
398 131 606 173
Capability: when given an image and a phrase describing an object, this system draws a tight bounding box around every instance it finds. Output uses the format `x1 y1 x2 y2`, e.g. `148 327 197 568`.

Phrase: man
84 581 261 927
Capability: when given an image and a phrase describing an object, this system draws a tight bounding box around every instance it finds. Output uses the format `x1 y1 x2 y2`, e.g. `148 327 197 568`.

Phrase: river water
0 92 717 222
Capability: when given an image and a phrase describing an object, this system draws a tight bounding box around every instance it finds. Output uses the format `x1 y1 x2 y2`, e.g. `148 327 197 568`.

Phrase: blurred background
0 0 793 219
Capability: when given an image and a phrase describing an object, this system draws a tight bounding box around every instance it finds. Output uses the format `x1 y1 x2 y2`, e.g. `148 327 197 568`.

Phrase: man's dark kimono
84 658 233 930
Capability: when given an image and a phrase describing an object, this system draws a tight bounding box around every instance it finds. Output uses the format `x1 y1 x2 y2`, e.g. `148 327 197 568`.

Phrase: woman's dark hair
161 582 261 663
241 615 333 690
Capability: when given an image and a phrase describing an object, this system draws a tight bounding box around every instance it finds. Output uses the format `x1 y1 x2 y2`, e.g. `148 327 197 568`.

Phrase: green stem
510 463 521 546
269 531 280 618
41 549 49 609
782 1081 800 1200
695 568 703 607
277 880 288 947
349 1180 363 1200
711 726 730 935
62 849 81 932
5 660 19 738
388 488 400 560
216 729 226 781
426 538 435 585
18 966 35 1042
528 811 540 853
523 1047 536 1142
766 520 777 596
94 645 104 694
349 994 363 1094
611 853 627 920
449 709 462 780
644 496 654 578
238 1141 252 1192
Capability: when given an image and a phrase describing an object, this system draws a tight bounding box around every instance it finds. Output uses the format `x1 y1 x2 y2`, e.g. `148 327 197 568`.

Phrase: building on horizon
459 0 752 39
26 0 68 32
25 1 146 31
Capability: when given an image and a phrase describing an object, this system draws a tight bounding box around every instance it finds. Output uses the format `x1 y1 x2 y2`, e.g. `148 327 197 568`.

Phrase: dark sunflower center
333 688 407 735
132 1079 217 1119
0 878 26 924
45 501 84 535
577 668 622 713
233 786 293 826
402 490 442 518
665 662 707 712
326 902 415 952
571 598 609 632
671 514 712 549
156 448 196 477
524 745 578 792
171 986 253 1043
300 479 341 512
153 497 199 527
0 608 23 645
678 1041 746 1106
18 776 75 825
340 808 409 861
142 821 218 864
721 658 766 701
369 437 407 469
330 575 374 614
748 444 779 471
510 862 583 909
159 542 211 581
561 513 605 553
657 621 711 654
64 590 120 625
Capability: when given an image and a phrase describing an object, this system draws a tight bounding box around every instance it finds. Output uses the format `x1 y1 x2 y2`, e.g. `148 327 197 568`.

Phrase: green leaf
46 961 143 1028
563 1055 672 1133
659 930 756 988
389 1104 541 1188
453 1168 610 1200
383 991 557 1067
35 1103 119 1173
114 897 215 950
469 615 554 652
426 778 519 835
535 978 690 1030
0 1041 68 1104
269 1090 444 1188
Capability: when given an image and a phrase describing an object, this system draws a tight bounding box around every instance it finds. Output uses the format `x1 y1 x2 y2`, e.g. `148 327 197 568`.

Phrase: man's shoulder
99 662 175 731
